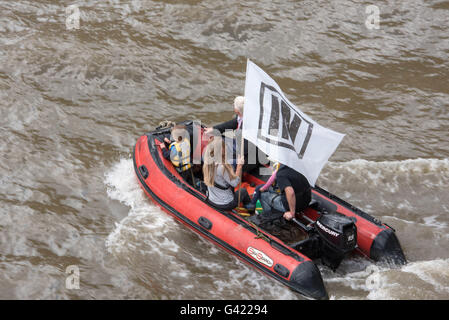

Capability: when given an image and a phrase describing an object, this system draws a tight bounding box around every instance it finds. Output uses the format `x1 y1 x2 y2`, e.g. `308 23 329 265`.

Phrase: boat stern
370 227 407 265
290 261 329 300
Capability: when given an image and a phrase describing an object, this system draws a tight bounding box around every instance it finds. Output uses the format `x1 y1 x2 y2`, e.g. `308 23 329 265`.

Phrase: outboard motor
315 213 357 271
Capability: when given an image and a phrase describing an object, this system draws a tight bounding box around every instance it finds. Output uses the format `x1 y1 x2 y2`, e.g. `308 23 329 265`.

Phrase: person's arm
260 170 277 192
283 186 296 221
235 156 244 178
157 139 171 159
226 173 240 188
212 117 238 134
223 157 244 188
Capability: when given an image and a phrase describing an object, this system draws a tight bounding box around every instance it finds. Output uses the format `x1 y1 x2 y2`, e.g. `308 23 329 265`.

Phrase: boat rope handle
245 218 271 243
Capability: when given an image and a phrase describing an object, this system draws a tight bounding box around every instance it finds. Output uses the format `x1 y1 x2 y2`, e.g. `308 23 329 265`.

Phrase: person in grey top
203 138 250 211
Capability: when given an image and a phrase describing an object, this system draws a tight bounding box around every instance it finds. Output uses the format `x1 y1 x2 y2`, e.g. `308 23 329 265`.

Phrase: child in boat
158 124 193 184
202 138 251 211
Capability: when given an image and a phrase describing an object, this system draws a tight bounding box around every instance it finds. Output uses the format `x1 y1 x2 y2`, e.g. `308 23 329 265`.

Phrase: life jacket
169 138 191 172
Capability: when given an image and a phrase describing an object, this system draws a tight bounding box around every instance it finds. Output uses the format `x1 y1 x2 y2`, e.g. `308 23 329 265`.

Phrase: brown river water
1 0 448 300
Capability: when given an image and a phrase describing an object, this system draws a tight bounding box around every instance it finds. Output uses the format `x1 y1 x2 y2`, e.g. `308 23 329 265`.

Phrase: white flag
242 60 345 186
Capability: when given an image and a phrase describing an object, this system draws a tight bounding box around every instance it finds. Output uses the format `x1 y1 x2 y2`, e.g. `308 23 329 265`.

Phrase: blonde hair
171 124 187 142
203 138 238 187
234 96 244 115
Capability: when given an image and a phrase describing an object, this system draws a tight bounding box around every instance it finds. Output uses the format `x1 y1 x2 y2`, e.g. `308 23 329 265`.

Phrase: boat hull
134 134 328 300
132 123 406 299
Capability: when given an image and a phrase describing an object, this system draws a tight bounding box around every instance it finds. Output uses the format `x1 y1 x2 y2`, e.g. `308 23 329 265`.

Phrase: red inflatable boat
133 121 406 300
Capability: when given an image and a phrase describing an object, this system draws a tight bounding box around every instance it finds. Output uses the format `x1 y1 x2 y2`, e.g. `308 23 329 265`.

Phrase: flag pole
237 60 250 211
237 130 244 206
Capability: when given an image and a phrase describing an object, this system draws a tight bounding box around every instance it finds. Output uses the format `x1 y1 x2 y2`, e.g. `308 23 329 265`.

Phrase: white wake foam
327 258 449 300
104 157 449 299
322 158 449 188
104 158 298 299
104 158 174 255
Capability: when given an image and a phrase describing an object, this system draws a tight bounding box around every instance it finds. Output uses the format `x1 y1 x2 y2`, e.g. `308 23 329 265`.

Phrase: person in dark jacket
205 96 261 173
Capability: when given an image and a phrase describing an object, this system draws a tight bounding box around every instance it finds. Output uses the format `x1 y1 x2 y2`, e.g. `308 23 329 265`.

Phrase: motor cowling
315 213 357 271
